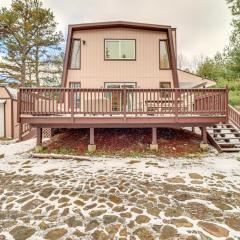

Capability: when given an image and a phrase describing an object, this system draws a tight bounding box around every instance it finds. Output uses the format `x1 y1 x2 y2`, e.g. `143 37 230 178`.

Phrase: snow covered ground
0 139 240 239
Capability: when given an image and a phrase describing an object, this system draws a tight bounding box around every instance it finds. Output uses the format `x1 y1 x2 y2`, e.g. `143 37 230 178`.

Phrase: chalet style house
17 21 240 152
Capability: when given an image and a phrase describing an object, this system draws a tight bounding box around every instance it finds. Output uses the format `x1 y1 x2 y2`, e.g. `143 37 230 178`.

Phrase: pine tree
0 0 63 86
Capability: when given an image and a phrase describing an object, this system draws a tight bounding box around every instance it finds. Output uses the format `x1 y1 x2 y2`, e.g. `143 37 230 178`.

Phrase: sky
0 0 233 63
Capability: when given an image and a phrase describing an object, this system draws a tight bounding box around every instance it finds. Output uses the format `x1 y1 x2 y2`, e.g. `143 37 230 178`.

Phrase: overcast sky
1 0 233 62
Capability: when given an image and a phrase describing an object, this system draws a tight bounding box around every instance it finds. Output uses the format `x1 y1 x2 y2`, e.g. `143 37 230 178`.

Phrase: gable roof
61 21 178 87
68 21 175 32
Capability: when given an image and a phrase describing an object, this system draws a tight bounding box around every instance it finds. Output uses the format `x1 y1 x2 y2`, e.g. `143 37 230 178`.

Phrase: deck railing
18 87 228 119
229 105 240 128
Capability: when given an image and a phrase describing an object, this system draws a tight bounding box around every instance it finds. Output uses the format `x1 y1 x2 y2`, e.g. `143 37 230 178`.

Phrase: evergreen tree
0 0 63 86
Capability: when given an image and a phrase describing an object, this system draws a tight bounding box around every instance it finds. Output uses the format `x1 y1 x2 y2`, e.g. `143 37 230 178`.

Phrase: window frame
69 82 81 108
104 39 136 61
159 81 172 98
68 38 81 70
159 39 171 70
69 82 81 88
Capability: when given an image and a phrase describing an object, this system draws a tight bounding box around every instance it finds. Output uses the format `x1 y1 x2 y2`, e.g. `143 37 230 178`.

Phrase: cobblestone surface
0 140 240 239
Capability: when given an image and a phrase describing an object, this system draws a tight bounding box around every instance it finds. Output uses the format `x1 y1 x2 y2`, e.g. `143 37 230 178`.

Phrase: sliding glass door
105 83 136 112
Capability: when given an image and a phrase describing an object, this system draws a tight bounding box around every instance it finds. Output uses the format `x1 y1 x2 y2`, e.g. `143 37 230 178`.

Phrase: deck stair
207 123 240 152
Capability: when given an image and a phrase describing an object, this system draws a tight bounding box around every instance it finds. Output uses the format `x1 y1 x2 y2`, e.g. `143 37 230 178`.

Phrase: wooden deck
18 87 228 128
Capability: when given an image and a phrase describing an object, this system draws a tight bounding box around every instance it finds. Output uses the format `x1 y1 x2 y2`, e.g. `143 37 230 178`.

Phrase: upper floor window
105 39 136 60
159 40 170 69
69 39 81 69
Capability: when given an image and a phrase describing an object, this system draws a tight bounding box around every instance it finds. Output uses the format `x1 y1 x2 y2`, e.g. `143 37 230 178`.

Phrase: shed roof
0 85 18 100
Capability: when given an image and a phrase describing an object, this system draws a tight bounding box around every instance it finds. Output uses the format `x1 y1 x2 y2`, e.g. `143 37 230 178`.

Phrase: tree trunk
35 45 40 86
21 48 27 86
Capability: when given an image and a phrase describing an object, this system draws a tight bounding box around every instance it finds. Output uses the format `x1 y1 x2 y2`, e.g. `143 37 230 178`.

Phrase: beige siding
0 87 10 98
0 87 12 138
178 70 216 88
13 100 19 139
67 28 173 88
0 87 20 139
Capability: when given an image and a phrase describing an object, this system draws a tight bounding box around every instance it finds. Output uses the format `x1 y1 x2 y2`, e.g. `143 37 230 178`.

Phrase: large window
159 40 170 69
69 39 81 69
105 39 136 60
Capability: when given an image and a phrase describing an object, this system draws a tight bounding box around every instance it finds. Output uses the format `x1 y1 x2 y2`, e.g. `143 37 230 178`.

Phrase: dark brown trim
68 38 81 70
68 21 173 32
62 26 73 87
104 39 136 61
172 29 177 60
159 39 171 70
22 116 227 128
69 82 81 88
167 28 179 88
159 82 171 88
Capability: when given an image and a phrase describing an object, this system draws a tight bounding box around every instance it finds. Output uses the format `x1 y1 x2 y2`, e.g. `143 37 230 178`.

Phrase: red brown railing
18 87 228 119
229 105 240 128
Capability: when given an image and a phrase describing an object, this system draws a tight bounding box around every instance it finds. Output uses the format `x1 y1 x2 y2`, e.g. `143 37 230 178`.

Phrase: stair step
214 124 232 127
218 142 240 146
214 137 240 140
207 123 240 152
208 128 237 131
220 148 240 152
210 132 240 135
208 126 234 129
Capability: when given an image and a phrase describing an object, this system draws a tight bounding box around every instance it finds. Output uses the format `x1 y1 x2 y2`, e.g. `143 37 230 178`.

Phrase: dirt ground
44 128 202 157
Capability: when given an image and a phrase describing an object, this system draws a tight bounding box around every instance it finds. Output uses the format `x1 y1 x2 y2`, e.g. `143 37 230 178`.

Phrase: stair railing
228 105 240 129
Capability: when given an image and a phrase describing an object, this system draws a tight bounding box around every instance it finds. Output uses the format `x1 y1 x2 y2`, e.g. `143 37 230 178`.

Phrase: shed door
0 103 4 138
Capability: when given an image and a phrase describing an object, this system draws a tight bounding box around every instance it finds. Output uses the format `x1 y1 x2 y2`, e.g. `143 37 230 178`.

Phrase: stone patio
0 140 240 239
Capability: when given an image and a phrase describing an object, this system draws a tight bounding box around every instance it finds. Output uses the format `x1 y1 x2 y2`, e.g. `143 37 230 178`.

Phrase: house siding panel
67 28 173 88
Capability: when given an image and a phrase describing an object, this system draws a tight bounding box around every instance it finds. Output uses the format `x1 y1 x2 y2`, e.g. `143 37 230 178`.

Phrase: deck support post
36 127 42 146
201 127 207 144
88 128 96 152
200 126 209 151
150 127 158 151
50 128 54 137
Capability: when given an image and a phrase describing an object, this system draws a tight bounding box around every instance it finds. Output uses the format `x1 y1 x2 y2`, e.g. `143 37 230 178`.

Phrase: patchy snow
0 138 36 157
0 140 240 239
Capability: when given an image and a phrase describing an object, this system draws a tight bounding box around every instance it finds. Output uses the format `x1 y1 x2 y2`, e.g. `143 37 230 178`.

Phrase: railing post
123 86 127 120
71 89 74 121
174 88 179 121
226 85 229 123
17 91 21 123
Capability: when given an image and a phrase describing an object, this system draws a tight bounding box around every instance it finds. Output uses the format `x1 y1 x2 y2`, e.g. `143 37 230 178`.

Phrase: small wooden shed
0 85 19 139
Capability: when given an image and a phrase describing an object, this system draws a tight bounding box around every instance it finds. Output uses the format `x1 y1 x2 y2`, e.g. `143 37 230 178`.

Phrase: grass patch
216 79 240 107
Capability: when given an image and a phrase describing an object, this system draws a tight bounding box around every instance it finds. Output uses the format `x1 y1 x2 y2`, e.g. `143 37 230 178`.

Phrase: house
0 85 19 139
18 21 230 151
